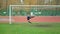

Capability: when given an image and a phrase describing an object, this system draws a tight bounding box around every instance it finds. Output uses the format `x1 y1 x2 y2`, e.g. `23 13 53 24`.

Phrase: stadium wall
0 16 60 23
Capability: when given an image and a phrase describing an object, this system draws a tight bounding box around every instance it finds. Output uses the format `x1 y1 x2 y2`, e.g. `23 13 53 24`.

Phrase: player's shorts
27 16 31 20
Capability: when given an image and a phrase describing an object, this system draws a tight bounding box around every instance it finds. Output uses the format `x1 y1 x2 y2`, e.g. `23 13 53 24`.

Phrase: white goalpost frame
9 5 60 24
9 5 12 24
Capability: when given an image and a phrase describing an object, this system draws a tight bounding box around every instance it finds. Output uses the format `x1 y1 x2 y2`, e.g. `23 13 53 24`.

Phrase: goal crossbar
10 5 60 7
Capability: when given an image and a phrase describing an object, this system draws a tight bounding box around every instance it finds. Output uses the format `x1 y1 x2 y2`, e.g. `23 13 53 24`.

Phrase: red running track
0 16 60 23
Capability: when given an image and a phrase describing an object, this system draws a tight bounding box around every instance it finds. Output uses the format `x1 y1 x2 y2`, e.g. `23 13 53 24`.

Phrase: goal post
9 5 60 24
9 5 12 24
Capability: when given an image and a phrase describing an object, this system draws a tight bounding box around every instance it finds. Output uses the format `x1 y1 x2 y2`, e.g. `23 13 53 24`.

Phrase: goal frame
9 5 60 24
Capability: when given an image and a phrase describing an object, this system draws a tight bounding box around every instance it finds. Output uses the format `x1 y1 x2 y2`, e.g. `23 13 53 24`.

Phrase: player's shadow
31 24 52 27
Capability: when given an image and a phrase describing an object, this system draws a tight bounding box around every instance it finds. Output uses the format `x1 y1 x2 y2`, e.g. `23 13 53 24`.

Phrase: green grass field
0 23 60 34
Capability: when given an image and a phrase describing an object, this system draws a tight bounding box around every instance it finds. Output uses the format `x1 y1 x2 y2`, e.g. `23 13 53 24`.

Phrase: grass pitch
0 23 60 34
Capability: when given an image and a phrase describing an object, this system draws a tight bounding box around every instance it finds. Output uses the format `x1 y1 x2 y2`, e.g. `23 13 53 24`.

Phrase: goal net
9 5 60 24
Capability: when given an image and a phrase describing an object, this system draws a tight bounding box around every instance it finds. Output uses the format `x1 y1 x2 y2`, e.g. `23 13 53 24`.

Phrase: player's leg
28 20 31 23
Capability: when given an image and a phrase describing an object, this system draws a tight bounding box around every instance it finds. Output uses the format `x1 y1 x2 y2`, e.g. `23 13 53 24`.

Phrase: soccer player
27 14 35 23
